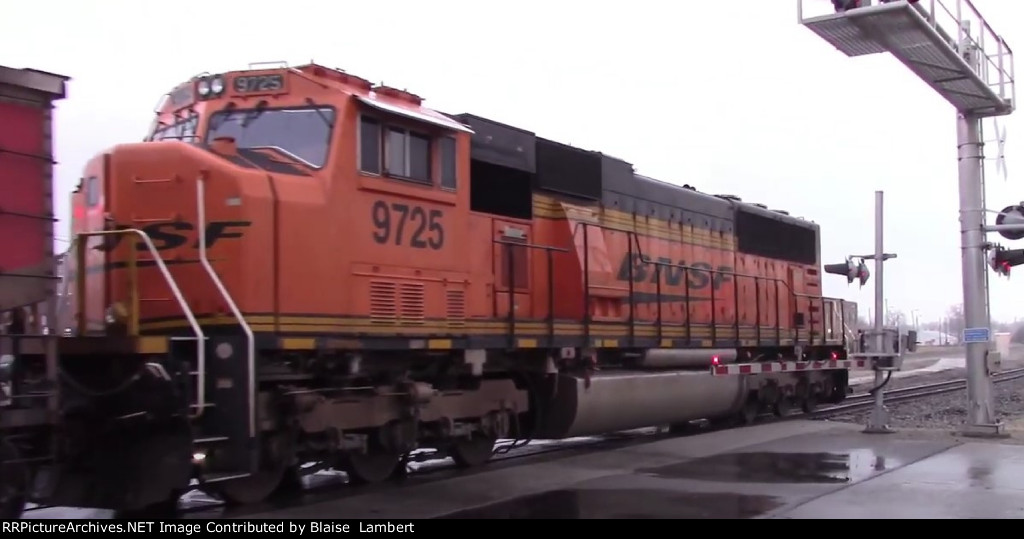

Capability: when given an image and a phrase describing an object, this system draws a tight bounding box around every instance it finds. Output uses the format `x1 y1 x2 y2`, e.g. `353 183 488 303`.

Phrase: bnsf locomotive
9 63 867 516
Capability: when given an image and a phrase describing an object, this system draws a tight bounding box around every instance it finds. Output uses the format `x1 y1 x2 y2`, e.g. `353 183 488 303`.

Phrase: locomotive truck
3 62 870 517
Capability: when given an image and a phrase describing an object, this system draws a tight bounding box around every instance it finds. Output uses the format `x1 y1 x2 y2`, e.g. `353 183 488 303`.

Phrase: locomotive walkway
241 419 1024 519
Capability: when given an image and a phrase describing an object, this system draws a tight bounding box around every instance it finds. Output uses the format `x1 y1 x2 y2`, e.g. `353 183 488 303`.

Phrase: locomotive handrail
493 238 569 349
568 219 832 350
196 175 256 439
58 228 208 417
570 220 649 345
638 255 829 348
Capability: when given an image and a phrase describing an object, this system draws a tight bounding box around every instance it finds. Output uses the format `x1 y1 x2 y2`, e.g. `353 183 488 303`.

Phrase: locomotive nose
65 156 114 334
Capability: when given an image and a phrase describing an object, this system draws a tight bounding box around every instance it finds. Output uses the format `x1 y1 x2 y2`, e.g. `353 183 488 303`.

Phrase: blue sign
963 327 991 343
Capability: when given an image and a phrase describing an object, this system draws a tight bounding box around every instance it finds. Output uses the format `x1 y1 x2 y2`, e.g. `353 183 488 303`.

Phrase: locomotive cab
66 64 475 340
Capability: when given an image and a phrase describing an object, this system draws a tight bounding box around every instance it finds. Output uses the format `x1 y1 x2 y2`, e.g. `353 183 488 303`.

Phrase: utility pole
956 111 1003 436
823 191 905 433
866 191 895 433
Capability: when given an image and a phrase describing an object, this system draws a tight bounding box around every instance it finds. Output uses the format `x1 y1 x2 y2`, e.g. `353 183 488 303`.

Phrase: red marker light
831 351 838 360
711 355 720 366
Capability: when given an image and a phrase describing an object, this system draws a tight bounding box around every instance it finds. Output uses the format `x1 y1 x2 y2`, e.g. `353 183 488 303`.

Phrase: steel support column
956 112 1006 437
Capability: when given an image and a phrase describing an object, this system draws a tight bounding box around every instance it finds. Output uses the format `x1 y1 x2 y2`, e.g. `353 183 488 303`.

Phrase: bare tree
885 309 906 328
946 303 965 337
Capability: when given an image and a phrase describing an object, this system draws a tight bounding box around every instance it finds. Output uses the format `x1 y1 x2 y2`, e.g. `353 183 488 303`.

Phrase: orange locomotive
50 63 864 515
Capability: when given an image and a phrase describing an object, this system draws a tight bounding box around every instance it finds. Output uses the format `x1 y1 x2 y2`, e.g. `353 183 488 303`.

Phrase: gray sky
3 0 1021 324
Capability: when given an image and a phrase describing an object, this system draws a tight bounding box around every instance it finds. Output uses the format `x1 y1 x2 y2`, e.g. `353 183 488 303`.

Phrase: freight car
35 62 867 516
0 65 68 518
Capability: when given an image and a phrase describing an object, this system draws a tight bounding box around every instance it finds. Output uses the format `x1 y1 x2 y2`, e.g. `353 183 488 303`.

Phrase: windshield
206 107 335 168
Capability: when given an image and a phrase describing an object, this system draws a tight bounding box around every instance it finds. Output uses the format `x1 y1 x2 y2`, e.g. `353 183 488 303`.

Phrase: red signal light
989 246 1022 277
711 355 720 366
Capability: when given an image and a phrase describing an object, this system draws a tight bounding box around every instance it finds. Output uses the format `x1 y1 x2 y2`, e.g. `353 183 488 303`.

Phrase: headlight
210 75 225 95
196 78 211 97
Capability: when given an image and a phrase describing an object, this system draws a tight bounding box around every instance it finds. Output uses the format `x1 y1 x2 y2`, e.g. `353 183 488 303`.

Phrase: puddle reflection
437 488 783 519
639 450 890 484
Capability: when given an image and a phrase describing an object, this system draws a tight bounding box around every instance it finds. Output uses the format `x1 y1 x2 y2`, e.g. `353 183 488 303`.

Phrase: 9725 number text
371 201 444 250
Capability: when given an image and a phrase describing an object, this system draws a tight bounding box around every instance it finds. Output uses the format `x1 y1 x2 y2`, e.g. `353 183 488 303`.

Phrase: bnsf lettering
94 221 251 252
616 254 732 290
371 200 444 250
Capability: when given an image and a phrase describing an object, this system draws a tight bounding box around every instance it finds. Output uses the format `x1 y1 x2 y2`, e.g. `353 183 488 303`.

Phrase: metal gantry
798 0 1015 437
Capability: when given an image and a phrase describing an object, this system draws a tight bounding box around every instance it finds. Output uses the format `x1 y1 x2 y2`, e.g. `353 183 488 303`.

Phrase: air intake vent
446 288 466 328
369 281 398 324
399 283 426 325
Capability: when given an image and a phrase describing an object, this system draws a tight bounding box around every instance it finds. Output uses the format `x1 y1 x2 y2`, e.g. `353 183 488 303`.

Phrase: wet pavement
780 442 1024 518
242 419 1024 519
29 419 1024 519
428 425 949 519
438 488 784 519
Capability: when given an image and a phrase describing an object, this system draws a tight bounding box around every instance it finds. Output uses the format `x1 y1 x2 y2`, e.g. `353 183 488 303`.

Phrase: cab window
148 114 199 142
359 115 457 190
207 106 336 168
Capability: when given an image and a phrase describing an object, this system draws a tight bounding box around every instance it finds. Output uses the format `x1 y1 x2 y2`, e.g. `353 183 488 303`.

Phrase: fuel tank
531 370 748 439
634 348 738 369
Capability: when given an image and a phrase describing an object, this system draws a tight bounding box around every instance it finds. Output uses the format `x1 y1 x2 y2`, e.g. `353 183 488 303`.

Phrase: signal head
825 257 868 286
856 259 870 287
996 205 1024 241
988 245 1022 278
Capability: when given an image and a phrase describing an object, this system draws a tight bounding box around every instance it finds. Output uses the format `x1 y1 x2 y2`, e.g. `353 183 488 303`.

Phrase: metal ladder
193 176 256 441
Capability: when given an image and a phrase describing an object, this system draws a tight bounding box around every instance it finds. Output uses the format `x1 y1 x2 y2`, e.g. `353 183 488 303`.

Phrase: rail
196 175 256 439
567 221 842 351
57 229 208 417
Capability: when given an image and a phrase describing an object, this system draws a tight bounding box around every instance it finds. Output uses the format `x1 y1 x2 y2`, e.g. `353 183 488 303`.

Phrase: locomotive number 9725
370 200 445 250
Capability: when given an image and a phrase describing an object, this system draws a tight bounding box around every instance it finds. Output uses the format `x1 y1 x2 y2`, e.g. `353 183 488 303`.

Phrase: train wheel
217 431 296 506
738 395 760 425
450 434 497 468
338 450 403 485
0 439 27 520
668 421 697 435
774 397 793 417
801 393 819 414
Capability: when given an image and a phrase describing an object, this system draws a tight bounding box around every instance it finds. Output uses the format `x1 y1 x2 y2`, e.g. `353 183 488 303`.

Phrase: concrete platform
243 420 1024 519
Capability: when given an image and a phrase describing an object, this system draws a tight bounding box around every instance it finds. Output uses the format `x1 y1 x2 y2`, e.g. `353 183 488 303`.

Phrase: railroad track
811 366 1024 418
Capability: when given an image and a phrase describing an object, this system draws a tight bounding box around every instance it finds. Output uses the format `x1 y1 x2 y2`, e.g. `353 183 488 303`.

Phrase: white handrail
58 229 208 415
196 175 256 439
